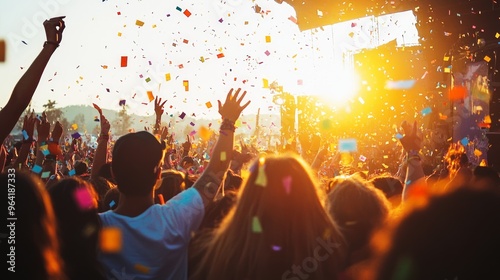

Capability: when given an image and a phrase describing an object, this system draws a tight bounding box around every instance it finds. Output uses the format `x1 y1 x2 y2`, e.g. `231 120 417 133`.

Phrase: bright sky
0 0 419 118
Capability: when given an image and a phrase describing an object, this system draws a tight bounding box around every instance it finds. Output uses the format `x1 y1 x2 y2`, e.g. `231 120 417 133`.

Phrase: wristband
43 41 59 48
220 119 236 132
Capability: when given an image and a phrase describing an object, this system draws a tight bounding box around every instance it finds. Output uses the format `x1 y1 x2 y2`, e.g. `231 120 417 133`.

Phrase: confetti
449 86 466 100
100 227 122 253
265 35 271 43
68 169 76 176
474 149 482 157
165 73 171 81
41 171 51 179
252 216 262 233
205 101 212 108
176 6 182 12
119 99 126 106
120 56 127 67
22 130 29 140
147 91 154 102
460 137 469 146
135 20 144 26
74 187 94 211
421 107 432 116
272 245 282 251
359 155 367 162
264 50 270 56
339 139 357 152
109 200 116 208
263 78 269 88
32 165 42 174
72 132 81 139
199 126 212 141
71 123 78 130
179 112 186 119
282 176 292 194
484 56 491 62
255 165 267 187
183 9 191 17
220 151 227 161
217 53 225 59
145 77 151 83
40 145 50 156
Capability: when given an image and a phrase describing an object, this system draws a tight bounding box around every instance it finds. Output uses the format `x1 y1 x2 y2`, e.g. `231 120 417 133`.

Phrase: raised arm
399 120 426 201
91 104 110 180
0 17 65 145
153 96 167 135
193 88 250 206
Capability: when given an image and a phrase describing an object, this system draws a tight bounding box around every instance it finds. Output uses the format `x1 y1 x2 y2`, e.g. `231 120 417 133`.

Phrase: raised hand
51 121 63 143
44 16 65 45
399 120 422 152
36 111 51 142
217 88 251 122
154 96 167 117
100 114 111 135
23 112 37 140
160 126 169 141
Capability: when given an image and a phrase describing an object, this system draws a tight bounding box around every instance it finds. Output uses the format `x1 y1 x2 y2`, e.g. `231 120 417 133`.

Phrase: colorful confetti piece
74 187 94 211
100 227 122 253
120 56 127 67
252 216 262 233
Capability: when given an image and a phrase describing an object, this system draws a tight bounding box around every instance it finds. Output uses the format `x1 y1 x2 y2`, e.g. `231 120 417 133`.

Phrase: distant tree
72 113 86 131
43 99 64 124
113 105 133 136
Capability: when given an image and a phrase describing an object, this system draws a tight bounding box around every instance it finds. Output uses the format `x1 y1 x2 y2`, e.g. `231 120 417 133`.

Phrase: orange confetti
147 91 154 102
100 227 122 253
135 20 144 26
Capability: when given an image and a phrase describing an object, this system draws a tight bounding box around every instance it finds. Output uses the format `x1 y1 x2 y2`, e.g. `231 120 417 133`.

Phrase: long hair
47 177 105 280
1 171 65 280
192 154 346 280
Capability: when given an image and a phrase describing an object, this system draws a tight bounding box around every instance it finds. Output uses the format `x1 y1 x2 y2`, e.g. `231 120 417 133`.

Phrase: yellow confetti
117 32 122 37
484 56 491 62
382 163 389 169
152 24 157 28
165 73 171 81
135 20 144 26
220 151 227 161
265 35 271 43
263 78 269 88
100 227 122 253
200 56 205 62
443 56 450 62
496 32 500 39
444 67 451 73
205 101 212 108
199 126 212 141
474 149 482 157
71 124 78 130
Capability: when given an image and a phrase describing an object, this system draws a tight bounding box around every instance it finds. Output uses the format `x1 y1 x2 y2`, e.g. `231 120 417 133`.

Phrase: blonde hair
193 154 346 280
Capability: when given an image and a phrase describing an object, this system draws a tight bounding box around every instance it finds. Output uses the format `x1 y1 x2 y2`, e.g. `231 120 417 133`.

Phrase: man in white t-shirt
98 88 250 280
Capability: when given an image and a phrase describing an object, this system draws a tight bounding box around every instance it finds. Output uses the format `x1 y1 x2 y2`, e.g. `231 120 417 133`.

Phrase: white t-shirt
98 187 204 280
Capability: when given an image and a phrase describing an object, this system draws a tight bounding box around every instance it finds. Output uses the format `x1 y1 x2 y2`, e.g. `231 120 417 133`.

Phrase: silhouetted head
375 188 500 280
111 131 166 196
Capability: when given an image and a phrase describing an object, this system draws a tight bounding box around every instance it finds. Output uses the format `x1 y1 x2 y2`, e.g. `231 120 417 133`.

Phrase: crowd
2 17 500 280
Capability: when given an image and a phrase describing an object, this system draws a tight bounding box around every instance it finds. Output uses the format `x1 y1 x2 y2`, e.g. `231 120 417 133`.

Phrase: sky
0 0 419 119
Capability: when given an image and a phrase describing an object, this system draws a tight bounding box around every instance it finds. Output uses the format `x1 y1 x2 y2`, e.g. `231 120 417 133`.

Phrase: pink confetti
73 187 94 211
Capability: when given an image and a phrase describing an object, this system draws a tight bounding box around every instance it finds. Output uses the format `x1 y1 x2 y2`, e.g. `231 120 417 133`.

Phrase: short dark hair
112 131 166 196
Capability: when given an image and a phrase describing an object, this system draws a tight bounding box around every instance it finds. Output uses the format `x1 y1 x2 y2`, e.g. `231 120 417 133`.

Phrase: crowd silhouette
1 16 500 280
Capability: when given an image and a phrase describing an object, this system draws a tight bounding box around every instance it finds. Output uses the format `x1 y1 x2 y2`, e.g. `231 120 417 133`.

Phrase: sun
315 69 361 106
